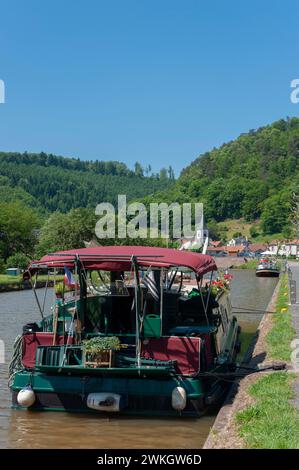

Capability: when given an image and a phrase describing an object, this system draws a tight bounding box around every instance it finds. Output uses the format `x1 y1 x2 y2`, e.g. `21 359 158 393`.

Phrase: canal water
0 270 278 449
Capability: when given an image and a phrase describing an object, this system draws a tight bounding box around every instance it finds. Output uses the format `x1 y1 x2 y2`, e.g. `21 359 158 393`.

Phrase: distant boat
256 258 280 277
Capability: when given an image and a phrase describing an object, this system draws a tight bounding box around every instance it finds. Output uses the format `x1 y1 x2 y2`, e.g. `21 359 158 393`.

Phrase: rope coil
8 335 24 388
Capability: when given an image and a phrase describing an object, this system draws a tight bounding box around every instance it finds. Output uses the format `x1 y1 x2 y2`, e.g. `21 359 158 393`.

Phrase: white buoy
17 386 35 407
171 386 187 411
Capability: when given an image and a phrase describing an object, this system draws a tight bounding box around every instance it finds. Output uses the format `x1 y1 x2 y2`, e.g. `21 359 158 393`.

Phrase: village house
206 244 244 257
225 245 244 256
206 246 228 256
268 239 299 257
179 228 209 250
248 243 268 257
227 236 249 247
285 239 299 257
209 240 222 248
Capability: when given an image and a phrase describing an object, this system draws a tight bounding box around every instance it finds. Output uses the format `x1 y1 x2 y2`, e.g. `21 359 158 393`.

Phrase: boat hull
11 370 228 418
255 269 280 277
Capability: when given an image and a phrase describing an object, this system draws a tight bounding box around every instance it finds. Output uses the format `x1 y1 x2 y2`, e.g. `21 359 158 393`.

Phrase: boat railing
35 344 177 373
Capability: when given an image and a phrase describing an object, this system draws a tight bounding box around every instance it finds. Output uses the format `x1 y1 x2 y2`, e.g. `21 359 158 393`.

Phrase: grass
235 273 298 448
0 274 23 285
216 217 283 243
266 273 296 361
237 259 259 269
0 273 63 286
217 218 254 239
236 372 299 448
237 330 255 362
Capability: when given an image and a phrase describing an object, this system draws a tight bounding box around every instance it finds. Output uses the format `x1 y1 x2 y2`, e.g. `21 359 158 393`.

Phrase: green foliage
232 231 242 238
249 225 260 238
35 208 97 257
145 117 299 235
236 373 299 448
260 192 291 234
0 201 40 260
237 259 259 269
83 336 121 353
6 253 30 270
207 219 227 241
0 152 174 213
0 258 5 273
54 281 72 295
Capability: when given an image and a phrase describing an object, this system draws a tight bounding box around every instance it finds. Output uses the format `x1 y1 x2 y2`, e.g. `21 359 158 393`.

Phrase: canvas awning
25 246 217 278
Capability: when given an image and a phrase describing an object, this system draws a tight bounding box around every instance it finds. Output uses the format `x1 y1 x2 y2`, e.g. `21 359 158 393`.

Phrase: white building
180 228 209 250
227 236 248 247
268 240 299 257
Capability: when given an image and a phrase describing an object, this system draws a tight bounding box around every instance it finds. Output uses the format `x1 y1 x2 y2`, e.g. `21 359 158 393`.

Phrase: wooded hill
143 117 299 236
0 152 174 213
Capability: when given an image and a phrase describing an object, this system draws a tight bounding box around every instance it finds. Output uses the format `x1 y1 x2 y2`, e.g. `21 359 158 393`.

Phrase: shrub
5 253 30 270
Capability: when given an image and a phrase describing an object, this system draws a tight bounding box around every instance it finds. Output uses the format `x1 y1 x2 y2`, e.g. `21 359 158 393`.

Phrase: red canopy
27 246 217 277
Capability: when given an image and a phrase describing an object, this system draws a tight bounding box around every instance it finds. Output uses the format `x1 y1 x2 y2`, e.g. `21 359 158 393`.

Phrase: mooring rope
8 334 24 387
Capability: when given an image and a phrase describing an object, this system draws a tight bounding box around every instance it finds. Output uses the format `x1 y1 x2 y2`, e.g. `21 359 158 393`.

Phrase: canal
0 270 278 448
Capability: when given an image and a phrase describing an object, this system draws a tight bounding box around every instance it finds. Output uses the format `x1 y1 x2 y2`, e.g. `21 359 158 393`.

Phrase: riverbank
0 274 63 292
204 272 299 449
213 256 246 270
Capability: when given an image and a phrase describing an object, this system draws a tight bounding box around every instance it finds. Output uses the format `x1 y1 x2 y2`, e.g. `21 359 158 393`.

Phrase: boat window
87 270 130 296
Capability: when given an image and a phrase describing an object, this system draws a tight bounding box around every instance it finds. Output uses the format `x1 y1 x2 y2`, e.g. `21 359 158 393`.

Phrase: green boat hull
11 370 226 417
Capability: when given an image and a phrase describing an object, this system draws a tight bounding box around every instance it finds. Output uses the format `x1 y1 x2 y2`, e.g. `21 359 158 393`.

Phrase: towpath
289 262 299 409
289 262 299 335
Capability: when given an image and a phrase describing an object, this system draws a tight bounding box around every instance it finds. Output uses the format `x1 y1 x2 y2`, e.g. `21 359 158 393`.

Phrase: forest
0 152 175 213
142 117 299 237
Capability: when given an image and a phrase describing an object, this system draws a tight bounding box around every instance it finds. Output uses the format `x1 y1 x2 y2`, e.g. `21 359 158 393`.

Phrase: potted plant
83 336 121 368
55 282 64 299
55 281 73 299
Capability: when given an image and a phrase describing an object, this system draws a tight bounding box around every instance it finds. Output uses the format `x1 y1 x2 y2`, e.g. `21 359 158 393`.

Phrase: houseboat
9 246 240 417
256 258 280 277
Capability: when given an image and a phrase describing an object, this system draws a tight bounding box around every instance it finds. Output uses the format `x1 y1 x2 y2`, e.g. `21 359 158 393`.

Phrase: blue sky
0 0 298 175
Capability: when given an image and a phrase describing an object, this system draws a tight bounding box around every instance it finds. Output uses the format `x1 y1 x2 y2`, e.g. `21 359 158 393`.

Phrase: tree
134 162 144 177
249 225 260 238
168 166 175 180
241 183 268 221
207 219 227 241
232 232 242 238
6 253 30 270
0 201 40 260
290 192 299 238
159 168 168 180
36 208 97 257
260 193 291 235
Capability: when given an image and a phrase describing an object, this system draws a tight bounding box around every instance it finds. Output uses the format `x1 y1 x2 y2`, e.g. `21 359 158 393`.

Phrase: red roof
224 245 244 253
210 240 222 247
207 246 226 252
248 243 268 252
28 246 217 277
286 239 299 245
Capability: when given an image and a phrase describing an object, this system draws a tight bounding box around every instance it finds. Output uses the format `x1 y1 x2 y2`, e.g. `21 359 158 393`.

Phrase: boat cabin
10 246 240 416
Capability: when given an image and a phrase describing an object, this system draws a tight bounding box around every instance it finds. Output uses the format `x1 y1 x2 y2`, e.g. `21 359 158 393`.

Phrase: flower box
83 336 121 368
84 349 114 368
